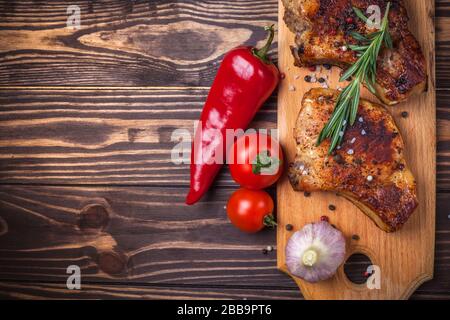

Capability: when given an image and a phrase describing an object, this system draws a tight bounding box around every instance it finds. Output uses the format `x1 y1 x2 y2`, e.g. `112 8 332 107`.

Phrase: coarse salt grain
350 137 356 144
358 117 364 123
367 175 373 182
310 76 317 83
347 149 354 155
339 131 344 137
341 46 348 51
361 129 367 135
302 170 308 176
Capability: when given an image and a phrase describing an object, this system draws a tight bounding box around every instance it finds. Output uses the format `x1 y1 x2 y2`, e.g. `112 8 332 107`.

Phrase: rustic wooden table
0 0 448 300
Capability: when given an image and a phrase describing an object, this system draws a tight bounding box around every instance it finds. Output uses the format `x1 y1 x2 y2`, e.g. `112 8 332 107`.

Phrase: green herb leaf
317 2 392 154
353 7 369 23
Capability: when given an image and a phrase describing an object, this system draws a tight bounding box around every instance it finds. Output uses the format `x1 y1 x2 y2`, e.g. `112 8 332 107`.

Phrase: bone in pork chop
288 88 418 232
282 0 427 105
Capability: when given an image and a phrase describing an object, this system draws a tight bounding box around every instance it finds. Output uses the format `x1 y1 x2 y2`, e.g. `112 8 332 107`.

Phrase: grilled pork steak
288 88 418 232
282 0 427 105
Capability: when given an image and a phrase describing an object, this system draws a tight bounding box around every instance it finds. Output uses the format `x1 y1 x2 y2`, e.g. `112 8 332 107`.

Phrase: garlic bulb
285 221 346 283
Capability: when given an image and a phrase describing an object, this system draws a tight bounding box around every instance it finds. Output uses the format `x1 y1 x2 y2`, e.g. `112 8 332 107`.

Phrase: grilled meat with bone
282 0 427 105
288 88 418 232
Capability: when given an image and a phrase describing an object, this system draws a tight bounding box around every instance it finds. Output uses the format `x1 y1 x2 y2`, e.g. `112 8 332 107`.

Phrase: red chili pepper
186 25 279 205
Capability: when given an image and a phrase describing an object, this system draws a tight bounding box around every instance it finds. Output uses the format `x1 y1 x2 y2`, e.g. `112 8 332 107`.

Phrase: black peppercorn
304 191 311 197
304 75 312 82
262 248 268 255
323 64 332 70
401 111 409 118
328 204 336 211
318 77 326 83
352 234 360 240
286 224 293 231
298 45 305 54
333 154 344 164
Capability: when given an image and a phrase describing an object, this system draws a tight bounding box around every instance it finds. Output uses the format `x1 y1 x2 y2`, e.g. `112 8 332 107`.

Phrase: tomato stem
252 150 280 175
263 214 277 228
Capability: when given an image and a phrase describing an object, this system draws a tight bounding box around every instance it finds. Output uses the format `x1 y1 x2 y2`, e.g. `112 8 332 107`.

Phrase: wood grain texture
277 0 436 299
0 88 276 186
0 185 289 287
2 281 448 300
0 186 449 297
2 88 450 190
0 0 278 87
0 282 303 300
0 0 449 87
0 0 448 300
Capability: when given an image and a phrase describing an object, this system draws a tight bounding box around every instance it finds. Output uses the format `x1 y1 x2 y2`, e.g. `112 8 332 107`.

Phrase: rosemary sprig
317 2 393 154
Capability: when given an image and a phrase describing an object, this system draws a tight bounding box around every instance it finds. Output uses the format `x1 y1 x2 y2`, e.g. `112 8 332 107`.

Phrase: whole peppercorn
285 224 294 231
352 234 360 241
328 204 336 211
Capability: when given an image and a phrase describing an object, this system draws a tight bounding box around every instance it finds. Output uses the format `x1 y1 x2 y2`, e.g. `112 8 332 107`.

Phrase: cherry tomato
226 188 276 233
228 133 284 190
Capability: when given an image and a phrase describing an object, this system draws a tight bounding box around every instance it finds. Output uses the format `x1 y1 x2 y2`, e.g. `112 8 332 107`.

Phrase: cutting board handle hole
343 253 373 285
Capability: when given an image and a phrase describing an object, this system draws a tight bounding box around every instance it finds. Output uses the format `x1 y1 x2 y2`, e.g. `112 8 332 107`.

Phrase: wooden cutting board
277 0 436 300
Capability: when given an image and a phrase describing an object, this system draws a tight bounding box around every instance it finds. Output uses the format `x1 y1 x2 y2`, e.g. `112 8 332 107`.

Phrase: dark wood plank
0 185 290 287
0 0 278 87
0 282 303 300
0 0 448 88
0 185 449 294
0 88 275 187
0 281 448 300
436 1 450 88
2 88 449 191
0 0 448 301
